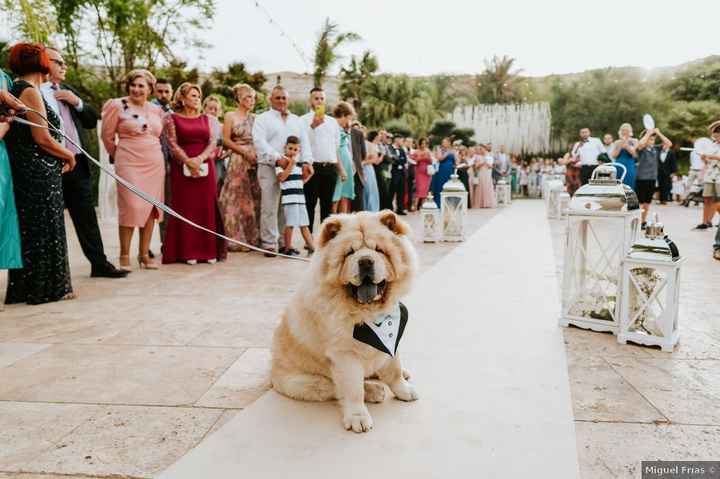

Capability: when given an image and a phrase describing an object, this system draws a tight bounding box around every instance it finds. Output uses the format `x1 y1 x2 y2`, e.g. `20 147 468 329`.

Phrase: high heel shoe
119 255 131 271
138 254 159 270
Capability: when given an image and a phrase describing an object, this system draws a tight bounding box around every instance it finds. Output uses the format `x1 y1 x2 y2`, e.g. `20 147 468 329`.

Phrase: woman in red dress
411 137 434 210
161 83 227 265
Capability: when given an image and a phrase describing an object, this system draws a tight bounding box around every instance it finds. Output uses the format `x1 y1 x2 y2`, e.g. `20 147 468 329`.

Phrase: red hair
8 43 50 76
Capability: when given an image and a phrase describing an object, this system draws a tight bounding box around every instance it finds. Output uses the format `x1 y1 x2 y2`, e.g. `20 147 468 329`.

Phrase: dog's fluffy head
310 211 418 314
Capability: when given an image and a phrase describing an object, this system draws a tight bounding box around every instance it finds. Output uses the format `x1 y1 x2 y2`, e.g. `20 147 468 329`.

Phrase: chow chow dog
271 210 419 433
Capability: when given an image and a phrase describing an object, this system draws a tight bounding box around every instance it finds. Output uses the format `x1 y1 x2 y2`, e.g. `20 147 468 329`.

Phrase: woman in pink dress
411 137 433 210
471 145 497 208
101 69 164 270
161 83 227 265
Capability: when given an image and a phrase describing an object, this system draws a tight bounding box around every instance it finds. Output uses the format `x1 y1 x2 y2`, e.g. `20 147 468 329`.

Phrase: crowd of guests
560 125 720 260
1 42 719 307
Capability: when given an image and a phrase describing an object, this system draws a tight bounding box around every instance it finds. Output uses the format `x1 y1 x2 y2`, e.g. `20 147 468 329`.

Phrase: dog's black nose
359 257 374 279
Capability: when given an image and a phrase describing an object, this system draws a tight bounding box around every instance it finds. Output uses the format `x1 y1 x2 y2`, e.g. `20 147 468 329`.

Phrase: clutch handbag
183 162 209 177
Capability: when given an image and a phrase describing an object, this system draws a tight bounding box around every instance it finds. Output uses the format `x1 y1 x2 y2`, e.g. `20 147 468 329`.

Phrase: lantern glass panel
628 267 668 337
443 196 463 237
423 212 439 240
564 216 636 323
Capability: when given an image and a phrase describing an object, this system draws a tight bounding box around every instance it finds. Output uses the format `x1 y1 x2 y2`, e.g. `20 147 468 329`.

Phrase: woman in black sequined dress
4 43 77 305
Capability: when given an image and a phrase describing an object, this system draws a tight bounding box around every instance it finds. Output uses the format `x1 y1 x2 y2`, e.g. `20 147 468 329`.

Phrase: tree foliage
312 18 360 89
470 55 526 104
339 50 379 111
546 68 659 143
663 58 720 102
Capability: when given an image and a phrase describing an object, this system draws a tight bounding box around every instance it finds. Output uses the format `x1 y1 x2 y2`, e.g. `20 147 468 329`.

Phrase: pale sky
200 0 719 77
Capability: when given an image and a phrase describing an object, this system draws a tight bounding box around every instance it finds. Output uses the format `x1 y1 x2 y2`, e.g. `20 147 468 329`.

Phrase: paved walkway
158 200 579 479
0 207 498 478
2 200 718 478
550 202 720 479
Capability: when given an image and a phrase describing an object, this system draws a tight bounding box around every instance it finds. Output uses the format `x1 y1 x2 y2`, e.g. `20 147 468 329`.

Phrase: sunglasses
50 58 67 68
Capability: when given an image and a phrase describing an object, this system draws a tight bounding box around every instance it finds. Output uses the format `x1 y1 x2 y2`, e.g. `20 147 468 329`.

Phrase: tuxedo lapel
352 302 408 357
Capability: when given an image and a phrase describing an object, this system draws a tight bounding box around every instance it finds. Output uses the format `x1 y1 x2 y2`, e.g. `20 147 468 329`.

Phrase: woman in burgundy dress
161 83 227 264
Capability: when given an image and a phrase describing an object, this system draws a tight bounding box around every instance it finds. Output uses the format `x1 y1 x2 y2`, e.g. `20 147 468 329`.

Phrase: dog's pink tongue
357 283 378 304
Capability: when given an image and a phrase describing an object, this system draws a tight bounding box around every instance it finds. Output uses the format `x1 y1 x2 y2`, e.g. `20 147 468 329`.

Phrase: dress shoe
91 262 130 278
395 210 407 216
264 249 278 258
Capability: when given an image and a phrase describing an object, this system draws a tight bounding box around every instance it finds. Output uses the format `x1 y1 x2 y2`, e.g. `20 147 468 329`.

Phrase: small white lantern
441 172 468 242
560 164 641 333
546 178 566 219
495 179 511 206
618 216 683 352
558 192 571 219
420 192 441 243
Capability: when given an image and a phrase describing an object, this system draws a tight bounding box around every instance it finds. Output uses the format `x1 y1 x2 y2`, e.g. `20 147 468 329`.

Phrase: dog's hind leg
272 372 336 402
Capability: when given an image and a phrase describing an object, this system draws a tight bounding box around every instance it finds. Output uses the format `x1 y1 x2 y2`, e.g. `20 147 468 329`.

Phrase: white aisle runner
159 201 579 478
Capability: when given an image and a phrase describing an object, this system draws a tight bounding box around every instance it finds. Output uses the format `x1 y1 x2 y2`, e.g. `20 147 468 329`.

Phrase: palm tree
312 18 361 89
360 74 443 136
471 55 523 104
339 50 379 111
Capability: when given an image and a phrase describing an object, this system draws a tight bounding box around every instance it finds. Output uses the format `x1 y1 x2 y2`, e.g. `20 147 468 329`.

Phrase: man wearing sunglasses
40 47 128 278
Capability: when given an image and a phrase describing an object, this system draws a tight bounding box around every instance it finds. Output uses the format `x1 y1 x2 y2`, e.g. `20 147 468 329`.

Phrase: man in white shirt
572 128 605 185
253 85 313 255
301 87 339 232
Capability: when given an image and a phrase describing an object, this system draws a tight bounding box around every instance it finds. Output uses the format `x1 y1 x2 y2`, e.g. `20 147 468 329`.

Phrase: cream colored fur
271 211 419 433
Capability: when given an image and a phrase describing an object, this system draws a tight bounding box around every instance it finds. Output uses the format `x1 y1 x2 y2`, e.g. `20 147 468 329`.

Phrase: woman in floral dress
218 84 260 252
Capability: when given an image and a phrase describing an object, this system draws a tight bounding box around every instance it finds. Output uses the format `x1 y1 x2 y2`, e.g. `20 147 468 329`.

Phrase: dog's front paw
364 381 387 403
391 380 419 402
342 404 374 433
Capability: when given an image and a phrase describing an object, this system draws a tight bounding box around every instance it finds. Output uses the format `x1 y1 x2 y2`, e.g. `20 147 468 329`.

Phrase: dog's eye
345 249 354 258
375 246 385 255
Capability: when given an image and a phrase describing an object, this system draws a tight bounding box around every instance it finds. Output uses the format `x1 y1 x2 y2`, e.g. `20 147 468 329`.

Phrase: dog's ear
318 217 342 247
379 210 409 236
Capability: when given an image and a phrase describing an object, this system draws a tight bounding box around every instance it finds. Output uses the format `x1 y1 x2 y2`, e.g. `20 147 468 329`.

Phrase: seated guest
41 46 128 278
101 69 164 270
5 43 77 305
161 83 226 265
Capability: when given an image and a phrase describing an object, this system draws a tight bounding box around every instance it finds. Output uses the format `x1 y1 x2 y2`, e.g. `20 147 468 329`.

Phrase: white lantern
441 172 468 242
421 192 441 243
618 216 683 352
546 178 565 219
558 192 571 219
495 179 511 206
560 164 641 333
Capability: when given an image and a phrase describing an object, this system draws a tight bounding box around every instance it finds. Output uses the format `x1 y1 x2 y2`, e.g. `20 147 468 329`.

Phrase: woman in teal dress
0 70 23 295
332 102 355 214
610 123 638 190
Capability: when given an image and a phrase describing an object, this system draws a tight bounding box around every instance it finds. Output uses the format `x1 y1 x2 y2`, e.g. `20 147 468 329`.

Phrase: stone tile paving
550 201 720 479
0 207 498 478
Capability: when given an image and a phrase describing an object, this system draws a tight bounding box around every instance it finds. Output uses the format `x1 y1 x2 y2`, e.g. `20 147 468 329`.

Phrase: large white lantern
560 164 641 333
441 172 468 242
421 192 441 243
618 216 683 352
546 178 566 219
495 179 511 206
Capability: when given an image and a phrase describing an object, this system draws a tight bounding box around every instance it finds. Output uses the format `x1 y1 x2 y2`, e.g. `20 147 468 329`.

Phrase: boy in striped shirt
277 136 314 256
